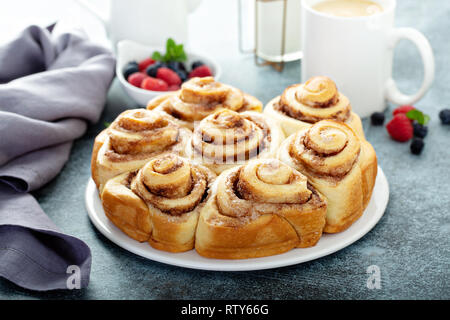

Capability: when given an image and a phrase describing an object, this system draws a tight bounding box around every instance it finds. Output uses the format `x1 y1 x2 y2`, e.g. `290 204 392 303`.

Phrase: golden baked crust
360 141 378 209
92 77 380 259
91 129 108 190
277 120 377 233
195 159 327 259
127 154 216 252
101 171 151 242
146 77 262 130
185 109 285 174
264 76 365 139
91 109 191 191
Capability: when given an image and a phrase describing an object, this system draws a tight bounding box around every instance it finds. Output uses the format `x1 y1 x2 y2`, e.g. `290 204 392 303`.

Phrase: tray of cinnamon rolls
86 76 389 270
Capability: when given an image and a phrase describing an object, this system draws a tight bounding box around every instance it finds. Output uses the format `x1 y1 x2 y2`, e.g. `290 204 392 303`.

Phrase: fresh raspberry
141 77 169 91
138 58 155 72
127 72 148 88
393 105 415 116
386 114 413 142
167 84 181 91
188 65 213 78
156 67 181 86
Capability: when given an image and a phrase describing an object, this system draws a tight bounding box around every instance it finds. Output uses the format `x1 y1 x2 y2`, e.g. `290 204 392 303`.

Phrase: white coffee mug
76 0 202 49
301 0 435 117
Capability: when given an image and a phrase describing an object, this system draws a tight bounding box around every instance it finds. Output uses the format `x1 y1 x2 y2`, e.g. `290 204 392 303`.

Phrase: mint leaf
151 38 187 63
104 121 111 128
166 38 176 51
175 44 183 56
165 38 176 61
152 51 162 61
406 109 424 123
406 109 429 125
178 50 187 62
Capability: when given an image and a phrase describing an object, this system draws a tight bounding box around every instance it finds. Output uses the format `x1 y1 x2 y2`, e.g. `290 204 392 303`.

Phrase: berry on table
156 67 182 86
386 113 413 142
393 105 415 116
146 61 166 78
141 77 169 91
127 72 148 88
410 137 425 155
413 122 428 138
138 58 155 72
371 112 385 125
191 60 205 70
188 65 213 78
123 62 139 80
439 109 450 124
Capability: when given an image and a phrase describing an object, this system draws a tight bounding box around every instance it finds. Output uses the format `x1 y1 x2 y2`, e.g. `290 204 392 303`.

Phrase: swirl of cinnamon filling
106 109 180 158
131 154 212 215
215 160 313 219
275 76 351 123
289 120 361 177
147 77 262 124
191 109 269 164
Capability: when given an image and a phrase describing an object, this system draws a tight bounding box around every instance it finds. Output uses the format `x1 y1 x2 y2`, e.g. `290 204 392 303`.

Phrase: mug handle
385 27 435 105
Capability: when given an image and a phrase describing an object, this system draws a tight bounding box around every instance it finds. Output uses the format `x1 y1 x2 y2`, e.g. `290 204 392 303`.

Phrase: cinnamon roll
264 76 365 139
185 109 285 174
147 77 262 130
277 120 377 233
91 109 191 191
195 159 327 259
130 154 216 252
101 171 151 242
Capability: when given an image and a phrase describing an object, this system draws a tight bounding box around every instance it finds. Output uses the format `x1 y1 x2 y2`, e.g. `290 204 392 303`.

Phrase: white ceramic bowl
116 40 222 106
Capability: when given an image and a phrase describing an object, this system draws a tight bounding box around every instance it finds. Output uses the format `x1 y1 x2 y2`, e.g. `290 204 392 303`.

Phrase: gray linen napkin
0 25 115 291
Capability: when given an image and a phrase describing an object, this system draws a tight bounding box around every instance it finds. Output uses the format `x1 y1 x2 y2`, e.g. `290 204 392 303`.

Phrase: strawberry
188 65 213 78
141 77 169 91
386 113 413 142
156 67 181 86
167 84 181 91
138 58 155 72
127 72 148 88
393 105 415 116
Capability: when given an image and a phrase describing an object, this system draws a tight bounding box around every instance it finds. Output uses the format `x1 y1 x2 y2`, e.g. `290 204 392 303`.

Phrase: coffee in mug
313 0 383 17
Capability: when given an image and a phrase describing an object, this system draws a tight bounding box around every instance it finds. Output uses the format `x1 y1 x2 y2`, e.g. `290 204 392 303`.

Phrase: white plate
85 166 389 271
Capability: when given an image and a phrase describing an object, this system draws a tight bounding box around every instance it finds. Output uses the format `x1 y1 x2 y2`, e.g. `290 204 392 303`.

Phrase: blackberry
370 112 385 125
167 61 186 72
176 69 188 82
128 61 138 68
146 61 166 77
413 123 428 138
191 60 205 70
123 62 139 79
410 137 424 155
439 109 450 125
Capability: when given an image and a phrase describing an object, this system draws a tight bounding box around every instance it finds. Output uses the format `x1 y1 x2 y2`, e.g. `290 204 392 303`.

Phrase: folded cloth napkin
0 25 115 291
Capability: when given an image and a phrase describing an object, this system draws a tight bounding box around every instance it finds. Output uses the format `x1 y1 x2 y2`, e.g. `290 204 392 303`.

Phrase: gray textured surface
0 0 449 299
